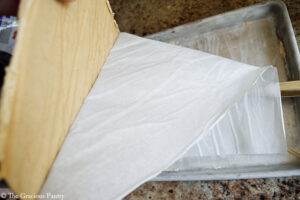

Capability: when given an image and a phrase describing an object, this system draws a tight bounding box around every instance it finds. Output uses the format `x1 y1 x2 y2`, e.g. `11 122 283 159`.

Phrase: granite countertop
110 0 300 48
109 0 300 199
124 178 299 199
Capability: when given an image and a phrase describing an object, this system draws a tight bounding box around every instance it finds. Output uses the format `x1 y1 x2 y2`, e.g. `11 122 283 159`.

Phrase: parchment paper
41 33 285 200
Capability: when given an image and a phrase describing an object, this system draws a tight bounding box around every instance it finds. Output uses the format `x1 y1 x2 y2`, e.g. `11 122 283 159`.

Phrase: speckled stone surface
109 0 300 199
110 0 300 48
110 0 300 44
124 177 300 199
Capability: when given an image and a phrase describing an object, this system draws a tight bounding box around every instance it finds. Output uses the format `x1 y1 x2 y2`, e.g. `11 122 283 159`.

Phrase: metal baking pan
147 0 300 180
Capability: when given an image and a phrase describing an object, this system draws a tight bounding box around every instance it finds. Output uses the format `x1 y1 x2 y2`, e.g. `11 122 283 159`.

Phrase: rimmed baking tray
147 0 300 180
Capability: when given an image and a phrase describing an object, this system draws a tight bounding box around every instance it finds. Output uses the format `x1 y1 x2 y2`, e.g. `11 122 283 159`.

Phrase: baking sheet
147 0 300 179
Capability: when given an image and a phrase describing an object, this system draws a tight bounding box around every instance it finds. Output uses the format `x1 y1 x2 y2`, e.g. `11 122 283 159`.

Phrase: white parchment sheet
41 33 285 200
